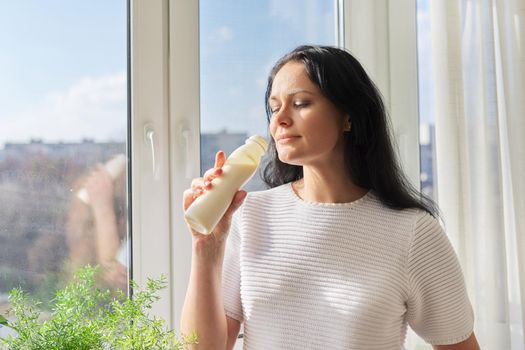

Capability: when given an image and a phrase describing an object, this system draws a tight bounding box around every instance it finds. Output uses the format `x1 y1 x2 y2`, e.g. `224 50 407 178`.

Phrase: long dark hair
262 45 439 217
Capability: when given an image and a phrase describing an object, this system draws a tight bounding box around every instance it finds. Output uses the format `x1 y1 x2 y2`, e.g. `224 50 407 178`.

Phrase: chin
278 155 303 166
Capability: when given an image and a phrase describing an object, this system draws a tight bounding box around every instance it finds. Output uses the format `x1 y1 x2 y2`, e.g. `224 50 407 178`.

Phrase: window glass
0 0 129 325
416 0 437 201
200 0 337 190
413 2 436 346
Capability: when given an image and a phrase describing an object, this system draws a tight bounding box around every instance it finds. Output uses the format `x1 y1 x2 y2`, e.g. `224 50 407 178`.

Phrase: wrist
192 237 225 264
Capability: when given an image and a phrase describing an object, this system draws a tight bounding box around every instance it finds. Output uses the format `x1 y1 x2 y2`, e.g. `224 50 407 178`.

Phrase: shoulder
406 210 457 271
365 191 430 229
410 209 445 242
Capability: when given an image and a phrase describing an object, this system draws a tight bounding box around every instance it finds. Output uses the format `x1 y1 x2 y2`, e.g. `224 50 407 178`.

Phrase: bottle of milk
184 135 268 234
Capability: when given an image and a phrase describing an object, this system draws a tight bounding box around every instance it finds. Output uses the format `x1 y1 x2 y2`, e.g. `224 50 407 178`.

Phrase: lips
277 134 300 142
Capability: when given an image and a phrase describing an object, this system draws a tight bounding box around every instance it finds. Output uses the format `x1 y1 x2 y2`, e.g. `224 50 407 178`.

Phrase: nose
271 104 293 128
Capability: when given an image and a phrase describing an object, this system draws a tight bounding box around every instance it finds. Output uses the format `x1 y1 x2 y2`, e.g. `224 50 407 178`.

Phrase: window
5 2 494 347
0 0 129 331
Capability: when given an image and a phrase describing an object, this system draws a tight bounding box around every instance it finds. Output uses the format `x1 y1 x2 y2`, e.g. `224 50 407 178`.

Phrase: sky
0 0 127 147
0 0 433 148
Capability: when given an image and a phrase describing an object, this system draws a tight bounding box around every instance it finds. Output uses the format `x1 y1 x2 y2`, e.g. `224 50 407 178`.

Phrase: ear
343 115 352 132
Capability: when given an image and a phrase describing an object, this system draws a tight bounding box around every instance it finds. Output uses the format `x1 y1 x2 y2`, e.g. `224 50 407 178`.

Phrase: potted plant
0 266 197 349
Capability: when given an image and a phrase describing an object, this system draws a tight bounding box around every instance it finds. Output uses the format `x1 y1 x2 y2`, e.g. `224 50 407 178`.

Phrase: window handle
144 123 159 179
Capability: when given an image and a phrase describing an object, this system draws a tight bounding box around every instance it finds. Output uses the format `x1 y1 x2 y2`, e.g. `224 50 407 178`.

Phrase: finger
202 168 223 188
214 151 226 168
202 168 222 179
183 184 207 208
203 167 222 181
190 177 205 190
182 189 197 210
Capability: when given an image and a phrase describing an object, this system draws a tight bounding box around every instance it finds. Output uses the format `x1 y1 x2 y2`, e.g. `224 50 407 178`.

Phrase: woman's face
269 61 347 167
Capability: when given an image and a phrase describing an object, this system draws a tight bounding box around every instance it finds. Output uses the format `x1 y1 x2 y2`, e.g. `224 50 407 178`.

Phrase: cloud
0 71 127 147
210 25 234 43
218 26 234 41
269 0 333 43
200 25 235 60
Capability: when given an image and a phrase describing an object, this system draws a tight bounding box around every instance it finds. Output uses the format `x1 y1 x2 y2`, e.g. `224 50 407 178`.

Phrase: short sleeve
221 204 244 322
406 211 474 345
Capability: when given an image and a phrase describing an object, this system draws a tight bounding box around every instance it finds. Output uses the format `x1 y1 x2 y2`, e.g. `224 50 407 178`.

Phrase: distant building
201 130 268 191
2 139 125 165
420 123 437 200
200 130 248 173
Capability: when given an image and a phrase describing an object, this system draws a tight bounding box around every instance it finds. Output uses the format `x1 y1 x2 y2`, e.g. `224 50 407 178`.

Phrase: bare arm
85 165 127 289
226 317 241 350
180 237 229 349
180 151 245 350
433 333 480 350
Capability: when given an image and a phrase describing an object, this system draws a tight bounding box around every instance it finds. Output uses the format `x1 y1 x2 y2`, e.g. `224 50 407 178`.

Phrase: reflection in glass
66 151 128 292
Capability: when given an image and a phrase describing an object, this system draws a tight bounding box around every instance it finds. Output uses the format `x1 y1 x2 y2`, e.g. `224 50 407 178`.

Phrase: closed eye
294 102 310 108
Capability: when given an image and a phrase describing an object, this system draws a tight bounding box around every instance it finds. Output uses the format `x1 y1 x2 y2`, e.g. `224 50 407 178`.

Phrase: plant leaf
0 314 9 327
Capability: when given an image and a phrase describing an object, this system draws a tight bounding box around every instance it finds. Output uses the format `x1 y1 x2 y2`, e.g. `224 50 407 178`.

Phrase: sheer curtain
430 0 525 349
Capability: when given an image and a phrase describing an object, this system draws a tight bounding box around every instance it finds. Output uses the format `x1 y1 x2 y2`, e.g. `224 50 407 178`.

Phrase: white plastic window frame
130 0 199 331
130 0 173 325
168 0 200 331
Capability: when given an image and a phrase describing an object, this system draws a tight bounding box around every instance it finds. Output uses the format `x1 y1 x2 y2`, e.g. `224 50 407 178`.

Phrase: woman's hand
84 164 114 212
99 260 128 291
183 150 247 245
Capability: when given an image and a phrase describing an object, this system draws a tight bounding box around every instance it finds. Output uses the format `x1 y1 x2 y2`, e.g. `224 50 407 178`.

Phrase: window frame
130 0 173 325
168 0 200 330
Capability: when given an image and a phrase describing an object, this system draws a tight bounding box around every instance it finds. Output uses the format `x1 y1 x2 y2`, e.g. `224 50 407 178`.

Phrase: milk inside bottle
184 135 268 234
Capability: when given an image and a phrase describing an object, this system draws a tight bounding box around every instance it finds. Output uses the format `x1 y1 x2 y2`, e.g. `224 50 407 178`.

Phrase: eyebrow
269 89 315 101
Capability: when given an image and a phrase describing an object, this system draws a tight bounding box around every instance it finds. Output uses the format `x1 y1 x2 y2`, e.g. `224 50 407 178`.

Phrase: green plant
0 266 197 349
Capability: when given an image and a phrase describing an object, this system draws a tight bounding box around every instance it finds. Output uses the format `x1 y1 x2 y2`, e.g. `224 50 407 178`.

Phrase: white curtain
430 0 525 349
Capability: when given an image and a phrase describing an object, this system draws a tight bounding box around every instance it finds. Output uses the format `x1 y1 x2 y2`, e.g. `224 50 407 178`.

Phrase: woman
181 45 480 350
66 158 128 291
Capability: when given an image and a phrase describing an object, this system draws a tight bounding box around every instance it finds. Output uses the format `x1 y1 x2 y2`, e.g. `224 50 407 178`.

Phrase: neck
293 166 369 204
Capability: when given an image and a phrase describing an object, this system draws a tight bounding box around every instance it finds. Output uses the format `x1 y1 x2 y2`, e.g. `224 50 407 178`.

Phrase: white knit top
222 183 474 350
